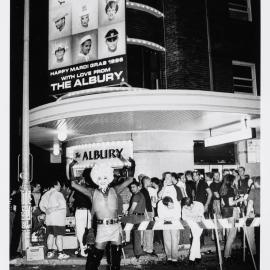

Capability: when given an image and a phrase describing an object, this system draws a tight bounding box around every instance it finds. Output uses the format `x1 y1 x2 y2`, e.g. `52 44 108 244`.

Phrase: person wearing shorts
68 158 136 270
39 179 70 260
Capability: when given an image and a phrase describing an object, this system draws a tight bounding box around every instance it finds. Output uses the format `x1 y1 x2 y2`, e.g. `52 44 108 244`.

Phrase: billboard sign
66 140 133 176
48 0 127 95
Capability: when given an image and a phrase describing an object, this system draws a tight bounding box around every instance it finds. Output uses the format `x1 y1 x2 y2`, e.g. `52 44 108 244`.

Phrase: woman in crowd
157 196 181 265
220 174 244 264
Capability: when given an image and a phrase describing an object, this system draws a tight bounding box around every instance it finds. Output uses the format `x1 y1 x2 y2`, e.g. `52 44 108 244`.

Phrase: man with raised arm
67 158 135 270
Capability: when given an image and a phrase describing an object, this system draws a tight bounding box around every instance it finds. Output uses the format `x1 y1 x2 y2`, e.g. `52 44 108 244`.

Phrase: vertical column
21 0 31 252
237 141 247 167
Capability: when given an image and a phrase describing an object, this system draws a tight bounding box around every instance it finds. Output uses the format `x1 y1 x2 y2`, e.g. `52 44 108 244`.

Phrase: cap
80 35 92 45
105 29 119 40
55 44 65 51
80 4 89 16
52 42 68 54
53 11 68 22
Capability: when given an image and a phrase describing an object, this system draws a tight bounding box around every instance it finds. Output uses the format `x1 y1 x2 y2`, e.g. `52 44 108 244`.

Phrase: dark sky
10 0 60 189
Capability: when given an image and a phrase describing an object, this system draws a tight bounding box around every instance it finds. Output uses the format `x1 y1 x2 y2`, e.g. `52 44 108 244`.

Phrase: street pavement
10 252 257 270
10 233 258 270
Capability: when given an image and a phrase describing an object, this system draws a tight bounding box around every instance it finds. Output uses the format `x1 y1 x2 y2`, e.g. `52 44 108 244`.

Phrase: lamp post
21 0 32 252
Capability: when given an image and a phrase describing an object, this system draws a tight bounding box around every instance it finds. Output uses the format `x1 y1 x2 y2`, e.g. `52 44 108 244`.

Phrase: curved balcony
126 1 164 18
127 0 163 12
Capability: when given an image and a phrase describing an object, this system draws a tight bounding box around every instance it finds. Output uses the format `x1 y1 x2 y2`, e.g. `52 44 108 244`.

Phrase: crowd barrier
121 217 260 231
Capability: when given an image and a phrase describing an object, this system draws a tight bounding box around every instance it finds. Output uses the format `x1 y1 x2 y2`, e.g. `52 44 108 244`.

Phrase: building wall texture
126 0 260 93
163 0 211 90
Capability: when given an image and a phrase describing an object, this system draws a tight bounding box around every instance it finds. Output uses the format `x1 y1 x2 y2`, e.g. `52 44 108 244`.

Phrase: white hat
52 42 68 54
52 11 68 22
79 35 92 45
80 5 89 16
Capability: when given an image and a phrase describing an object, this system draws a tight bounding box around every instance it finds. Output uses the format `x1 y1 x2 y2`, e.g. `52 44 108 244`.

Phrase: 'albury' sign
66 140 133 170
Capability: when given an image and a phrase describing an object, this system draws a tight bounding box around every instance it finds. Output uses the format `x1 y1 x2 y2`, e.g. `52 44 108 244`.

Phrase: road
10 253 258 270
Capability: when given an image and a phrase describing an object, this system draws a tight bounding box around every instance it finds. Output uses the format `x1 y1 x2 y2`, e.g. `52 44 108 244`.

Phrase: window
127 46 161 89
228 0 252 22
232 61 257 95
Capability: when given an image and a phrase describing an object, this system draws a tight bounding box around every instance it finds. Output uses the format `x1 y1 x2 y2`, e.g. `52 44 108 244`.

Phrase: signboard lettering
48 0 127 95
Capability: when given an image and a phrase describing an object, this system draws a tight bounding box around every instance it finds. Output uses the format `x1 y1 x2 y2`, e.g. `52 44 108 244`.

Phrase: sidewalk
10 235 242 266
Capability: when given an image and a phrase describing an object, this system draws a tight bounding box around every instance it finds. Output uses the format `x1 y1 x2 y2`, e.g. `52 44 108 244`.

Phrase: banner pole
213 214 223 270
21 0 32 253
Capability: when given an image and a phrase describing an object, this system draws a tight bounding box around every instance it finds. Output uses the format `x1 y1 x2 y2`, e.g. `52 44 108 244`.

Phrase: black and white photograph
72 30 98 64
48 37 72 69
98 0 125 27
5 0 268 270
71 0 98 35
49 4 72 41
98 22 126 59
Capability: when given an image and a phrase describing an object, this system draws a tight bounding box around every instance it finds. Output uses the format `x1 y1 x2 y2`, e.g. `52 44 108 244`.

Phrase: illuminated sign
66 140 133 173
48 0 127 95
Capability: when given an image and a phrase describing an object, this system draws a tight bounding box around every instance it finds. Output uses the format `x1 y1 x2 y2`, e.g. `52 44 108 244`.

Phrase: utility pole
21 0 32 252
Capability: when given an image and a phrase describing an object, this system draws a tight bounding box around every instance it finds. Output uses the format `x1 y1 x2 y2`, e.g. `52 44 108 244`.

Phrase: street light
57 129 67 141
53 142 60 155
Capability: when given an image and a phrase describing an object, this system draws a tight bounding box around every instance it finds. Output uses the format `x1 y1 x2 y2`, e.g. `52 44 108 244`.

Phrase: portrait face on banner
98 21 126 59
48 0 127 93
71 0 98 35
49 0 71 9
49 37 72 69
49 5 72 41
98 0 125 27
72 30 98 64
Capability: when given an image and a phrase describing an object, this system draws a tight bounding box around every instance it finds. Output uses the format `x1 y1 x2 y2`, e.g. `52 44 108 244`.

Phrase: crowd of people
9 161 260 269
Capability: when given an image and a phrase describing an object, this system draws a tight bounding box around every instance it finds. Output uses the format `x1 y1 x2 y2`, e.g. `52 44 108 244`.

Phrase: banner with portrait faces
48 0 127 95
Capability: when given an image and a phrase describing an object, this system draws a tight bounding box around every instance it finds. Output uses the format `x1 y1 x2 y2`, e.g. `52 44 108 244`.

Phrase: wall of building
66 131 200 178
65 130 260 179
163 0 210 90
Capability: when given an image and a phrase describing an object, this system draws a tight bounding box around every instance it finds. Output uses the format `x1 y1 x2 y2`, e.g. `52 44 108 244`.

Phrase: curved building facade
25 0 260 179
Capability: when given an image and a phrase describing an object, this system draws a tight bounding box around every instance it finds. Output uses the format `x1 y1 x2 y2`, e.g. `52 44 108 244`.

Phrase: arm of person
246 199 254 217
157 201 165 219
182 207 192 221
127 157 136 178
191 189 195 200
39 194 47 213
228 196 243 206
66 159 78 181
248 178 254 188
128 202 138 215
115 176 134 194
70 181 93 201
213 191 220 198
204 187 212 212
158 181 167 199
68 191 75 204
57 192 67 209
197 202 205 221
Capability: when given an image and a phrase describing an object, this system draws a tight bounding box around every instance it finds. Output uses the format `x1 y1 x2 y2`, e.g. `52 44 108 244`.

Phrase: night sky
10 0 64 190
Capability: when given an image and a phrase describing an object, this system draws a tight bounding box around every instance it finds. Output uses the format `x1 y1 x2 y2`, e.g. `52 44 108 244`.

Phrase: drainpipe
205 0 214 91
